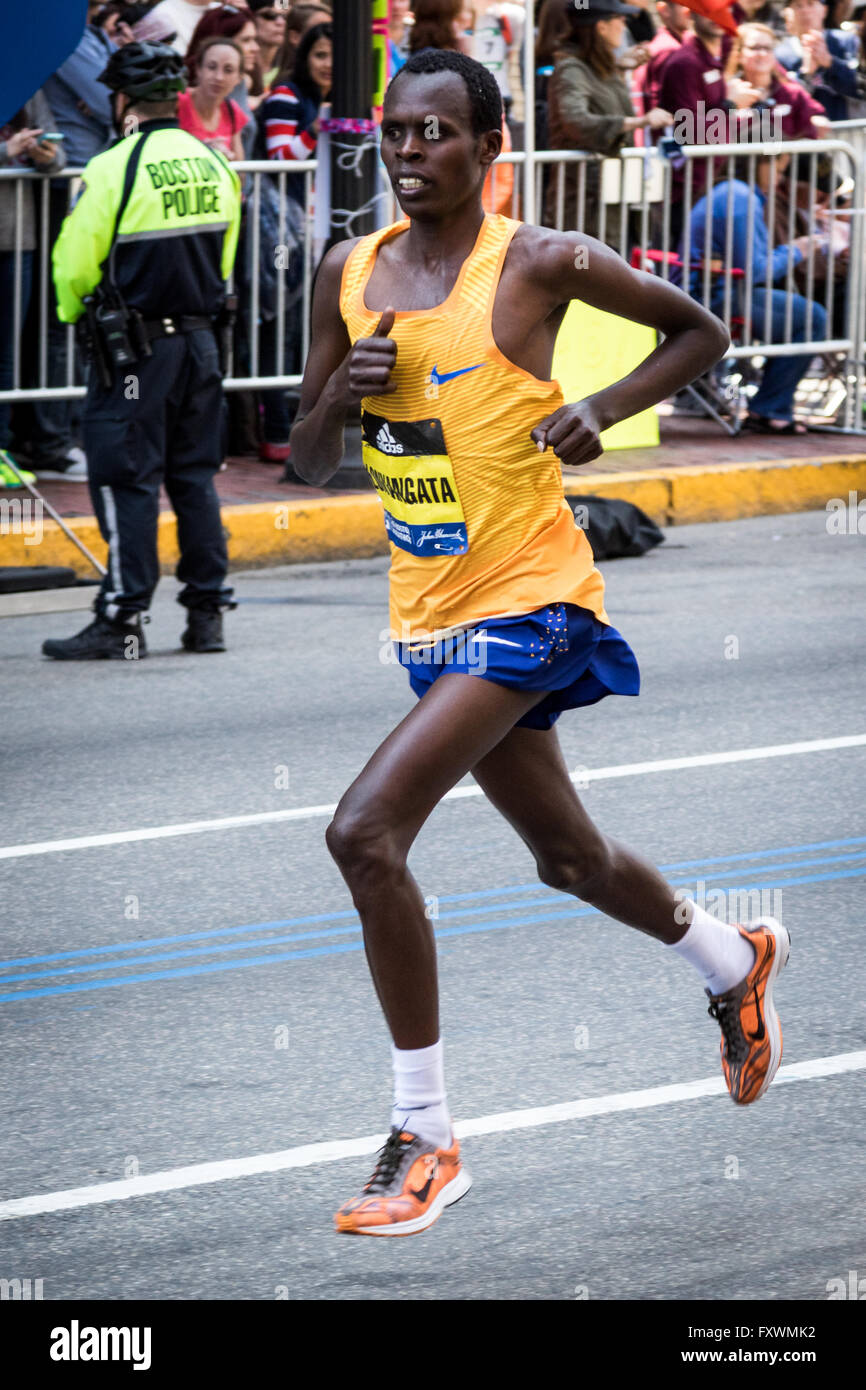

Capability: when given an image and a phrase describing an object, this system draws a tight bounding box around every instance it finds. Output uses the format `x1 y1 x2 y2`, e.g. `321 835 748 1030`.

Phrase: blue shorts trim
395 602 640 730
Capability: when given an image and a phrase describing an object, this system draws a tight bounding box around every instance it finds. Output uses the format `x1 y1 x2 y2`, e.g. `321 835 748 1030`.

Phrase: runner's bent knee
536 832 612 897
326 799 407 883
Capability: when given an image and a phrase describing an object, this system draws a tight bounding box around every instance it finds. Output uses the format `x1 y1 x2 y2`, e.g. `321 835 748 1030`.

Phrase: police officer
43 42 242 660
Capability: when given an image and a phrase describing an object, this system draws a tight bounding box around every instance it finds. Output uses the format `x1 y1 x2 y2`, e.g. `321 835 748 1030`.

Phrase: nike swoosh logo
430 363 483 385
469 633 523 648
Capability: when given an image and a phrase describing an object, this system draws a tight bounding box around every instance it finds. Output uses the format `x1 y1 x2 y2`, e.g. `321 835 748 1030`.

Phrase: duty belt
140 315 214 341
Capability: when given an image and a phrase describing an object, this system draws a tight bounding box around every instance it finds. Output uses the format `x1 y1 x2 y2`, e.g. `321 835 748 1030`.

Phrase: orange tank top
339 212 608 641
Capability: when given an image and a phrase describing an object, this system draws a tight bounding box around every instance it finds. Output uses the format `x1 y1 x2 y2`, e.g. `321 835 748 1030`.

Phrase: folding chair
630 247 748 437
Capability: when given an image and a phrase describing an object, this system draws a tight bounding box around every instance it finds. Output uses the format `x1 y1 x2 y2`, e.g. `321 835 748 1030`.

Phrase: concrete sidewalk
3 415 865 577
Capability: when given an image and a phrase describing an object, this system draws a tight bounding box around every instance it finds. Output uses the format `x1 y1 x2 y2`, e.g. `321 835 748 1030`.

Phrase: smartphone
38 132 66 144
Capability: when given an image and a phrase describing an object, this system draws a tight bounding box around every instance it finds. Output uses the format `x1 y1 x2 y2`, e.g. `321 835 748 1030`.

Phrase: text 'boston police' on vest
144 157 224 218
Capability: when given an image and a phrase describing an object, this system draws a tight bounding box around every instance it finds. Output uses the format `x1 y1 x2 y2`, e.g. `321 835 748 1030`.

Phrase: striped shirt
262 83 318 163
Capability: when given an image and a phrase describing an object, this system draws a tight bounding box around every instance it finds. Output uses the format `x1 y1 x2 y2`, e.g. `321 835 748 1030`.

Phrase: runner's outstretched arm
527 231 730 466
290 241 398 485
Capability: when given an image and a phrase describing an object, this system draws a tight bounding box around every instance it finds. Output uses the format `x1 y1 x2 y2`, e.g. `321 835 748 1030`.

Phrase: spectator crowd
2 0 865 482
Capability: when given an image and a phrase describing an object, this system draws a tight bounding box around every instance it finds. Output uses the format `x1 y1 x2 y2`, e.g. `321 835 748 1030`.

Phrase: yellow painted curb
0 493 388 579
563 453 866 527
2 453 864 578
666 455 866 526
562 471 672 526
222 494 386 566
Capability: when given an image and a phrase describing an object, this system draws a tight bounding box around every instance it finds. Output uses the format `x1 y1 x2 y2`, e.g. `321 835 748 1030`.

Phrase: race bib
362 411 468 557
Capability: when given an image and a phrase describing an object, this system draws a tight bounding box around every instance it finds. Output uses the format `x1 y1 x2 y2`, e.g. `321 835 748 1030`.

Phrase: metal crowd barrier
1 129 864 431
528 137 866 433
0 159 318 403
832 116 866 170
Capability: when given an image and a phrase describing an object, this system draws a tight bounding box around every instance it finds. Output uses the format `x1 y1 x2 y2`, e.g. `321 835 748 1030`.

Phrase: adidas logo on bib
376 423 403 455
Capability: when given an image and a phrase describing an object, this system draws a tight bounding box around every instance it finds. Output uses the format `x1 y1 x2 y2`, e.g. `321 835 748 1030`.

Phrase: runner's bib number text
362 412 468 557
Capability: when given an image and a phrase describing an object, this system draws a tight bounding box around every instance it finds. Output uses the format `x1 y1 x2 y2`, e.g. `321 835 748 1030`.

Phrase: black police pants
83 329 233 619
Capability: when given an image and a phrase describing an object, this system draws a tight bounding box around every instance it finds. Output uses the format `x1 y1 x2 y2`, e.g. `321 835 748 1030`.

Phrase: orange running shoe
334 1127 471 1237
706 917 791 1105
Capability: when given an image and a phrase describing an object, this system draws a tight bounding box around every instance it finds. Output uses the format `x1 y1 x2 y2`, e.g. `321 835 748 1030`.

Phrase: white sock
391 1039 452 1149
669 902 756 996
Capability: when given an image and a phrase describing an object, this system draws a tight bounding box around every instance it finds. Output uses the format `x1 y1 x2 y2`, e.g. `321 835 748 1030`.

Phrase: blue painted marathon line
1 859 864 1004
0 908 358 971
4 833 866 973
442 835 866 903
4 847 866 989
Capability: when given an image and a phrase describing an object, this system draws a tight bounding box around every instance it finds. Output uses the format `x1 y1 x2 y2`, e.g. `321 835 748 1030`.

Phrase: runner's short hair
387 49 503 137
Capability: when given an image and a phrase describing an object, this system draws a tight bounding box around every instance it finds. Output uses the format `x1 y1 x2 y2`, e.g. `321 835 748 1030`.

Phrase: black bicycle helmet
98 41 188 100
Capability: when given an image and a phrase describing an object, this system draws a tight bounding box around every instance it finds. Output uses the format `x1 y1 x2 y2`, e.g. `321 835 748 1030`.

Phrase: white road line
0 803 341 862
2 733 865 861
1 1049 864 1223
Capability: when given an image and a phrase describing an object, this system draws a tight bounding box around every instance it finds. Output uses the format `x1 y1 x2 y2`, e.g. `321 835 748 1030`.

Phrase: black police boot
42 613 147 661
181 609 225 653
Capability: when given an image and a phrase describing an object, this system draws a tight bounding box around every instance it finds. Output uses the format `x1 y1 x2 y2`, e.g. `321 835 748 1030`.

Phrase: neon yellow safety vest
53 120 242 324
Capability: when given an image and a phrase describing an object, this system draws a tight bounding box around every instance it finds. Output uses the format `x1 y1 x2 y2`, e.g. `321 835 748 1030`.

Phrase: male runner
290 49 790 1238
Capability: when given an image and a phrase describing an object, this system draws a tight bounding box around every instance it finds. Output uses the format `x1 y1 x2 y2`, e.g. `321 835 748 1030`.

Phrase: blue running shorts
395 602 640 730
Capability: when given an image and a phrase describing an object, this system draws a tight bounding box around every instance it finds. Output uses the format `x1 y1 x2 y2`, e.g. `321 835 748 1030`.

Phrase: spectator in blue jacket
682 152 826 434
775 0 860 121
41 17 116 171
28 16 121 480
0 97 66 486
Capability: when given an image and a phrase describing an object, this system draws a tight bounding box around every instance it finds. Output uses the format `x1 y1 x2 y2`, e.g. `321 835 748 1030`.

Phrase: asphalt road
1 509 864 1302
